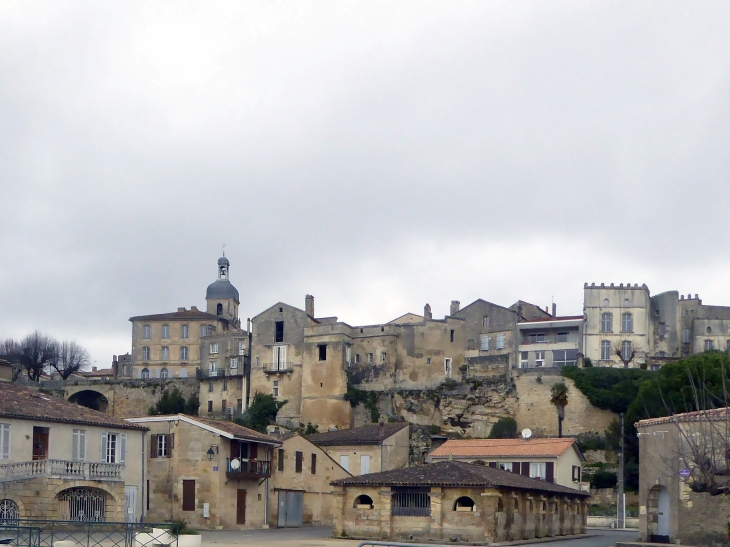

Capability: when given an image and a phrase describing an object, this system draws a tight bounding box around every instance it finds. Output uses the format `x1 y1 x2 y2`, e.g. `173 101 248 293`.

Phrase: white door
657 487 670 537
124 486 137 523
339 455 349 472
360 455 370 474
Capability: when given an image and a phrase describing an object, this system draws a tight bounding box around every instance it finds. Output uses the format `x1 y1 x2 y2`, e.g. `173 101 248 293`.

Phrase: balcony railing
0 459 124 483
225 458 271 479
197 368 243 378
262 362 293 374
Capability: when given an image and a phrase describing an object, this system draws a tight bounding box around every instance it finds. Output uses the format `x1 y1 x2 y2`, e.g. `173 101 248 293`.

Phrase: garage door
277 491 303 528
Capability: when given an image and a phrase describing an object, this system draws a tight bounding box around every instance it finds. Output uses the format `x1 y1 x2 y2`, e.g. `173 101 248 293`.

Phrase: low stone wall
587 516 639 529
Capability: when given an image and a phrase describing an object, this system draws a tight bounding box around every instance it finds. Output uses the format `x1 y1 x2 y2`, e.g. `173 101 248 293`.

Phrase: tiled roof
183 415 282 444
79 368 114 378
129 309 221 322
637 407 730 428
331 461 588 496
429 438 577 459
519 316 583 323
0 383 147 430
306 423 409 446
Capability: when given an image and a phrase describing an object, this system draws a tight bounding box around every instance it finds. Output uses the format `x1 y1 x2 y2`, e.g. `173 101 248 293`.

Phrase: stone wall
678 489 730 545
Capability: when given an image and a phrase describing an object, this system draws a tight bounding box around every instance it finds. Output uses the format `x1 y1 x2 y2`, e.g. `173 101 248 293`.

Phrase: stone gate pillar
481 490 501 543
332 487 346 537
378 488 392 539
430 488 444 540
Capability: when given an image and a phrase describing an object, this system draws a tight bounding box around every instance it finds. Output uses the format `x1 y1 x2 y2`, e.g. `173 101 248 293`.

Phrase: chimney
552 303 557 317
450 300 460 316
191 306 198 311
92 366 97 372
305 294 314 317
424 303 432 320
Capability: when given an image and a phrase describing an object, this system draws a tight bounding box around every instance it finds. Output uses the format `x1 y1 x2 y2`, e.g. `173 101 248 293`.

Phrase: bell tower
205 253 240 326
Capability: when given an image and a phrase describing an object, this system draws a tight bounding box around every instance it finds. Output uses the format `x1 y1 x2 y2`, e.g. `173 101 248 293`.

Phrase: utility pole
617 413 625 529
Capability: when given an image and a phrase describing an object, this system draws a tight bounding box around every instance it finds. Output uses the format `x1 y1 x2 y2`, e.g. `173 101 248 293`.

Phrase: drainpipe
141 431 146 523
246 318 253 411
264 446 270 528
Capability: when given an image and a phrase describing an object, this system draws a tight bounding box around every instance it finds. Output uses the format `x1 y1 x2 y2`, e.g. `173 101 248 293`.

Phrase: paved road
200 526 639 547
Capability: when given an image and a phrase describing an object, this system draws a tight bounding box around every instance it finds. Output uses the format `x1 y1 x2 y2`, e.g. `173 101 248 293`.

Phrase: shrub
488 417 519 439
590 470 618 489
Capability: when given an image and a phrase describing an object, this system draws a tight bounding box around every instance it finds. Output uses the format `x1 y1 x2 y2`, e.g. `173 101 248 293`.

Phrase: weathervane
222 243 226 257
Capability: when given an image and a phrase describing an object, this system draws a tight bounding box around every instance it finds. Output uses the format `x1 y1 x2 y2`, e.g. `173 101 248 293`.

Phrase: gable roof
637 407 730 428
429 438 581 460
127 414 281 444
271 432 353 476
388 313 425 325
331 461 588 496
306 423 408 446
0 383 147 431
129 308 221 322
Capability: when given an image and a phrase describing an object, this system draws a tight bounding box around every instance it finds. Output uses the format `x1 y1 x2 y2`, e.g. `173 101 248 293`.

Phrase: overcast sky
1 1 729 369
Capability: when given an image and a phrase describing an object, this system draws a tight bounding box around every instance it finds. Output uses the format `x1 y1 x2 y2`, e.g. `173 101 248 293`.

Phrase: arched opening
217 303 223 315
454 496 475 512
58 487 107 522
647 485 670 543
0 499 19 522
160 368 169 379
354 495 374 509
141 368 150 379
68 390 109 413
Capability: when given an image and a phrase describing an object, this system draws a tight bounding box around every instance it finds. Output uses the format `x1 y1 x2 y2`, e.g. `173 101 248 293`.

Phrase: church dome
206 279 239 301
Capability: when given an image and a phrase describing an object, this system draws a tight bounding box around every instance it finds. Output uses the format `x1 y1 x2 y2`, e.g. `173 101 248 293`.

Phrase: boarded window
182 480 195 511
295 451 303 473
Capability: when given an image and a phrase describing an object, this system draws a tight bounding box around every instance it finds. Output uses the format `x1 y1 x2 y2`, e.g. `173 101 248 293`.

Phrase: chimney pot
424 303 432 320
92 366 97 372
450 300 460 316
305 294 315 317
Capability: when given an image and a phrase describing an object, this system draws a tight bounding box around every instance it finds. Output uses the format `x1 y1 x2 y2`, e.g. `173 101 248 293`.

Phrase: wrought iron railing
0 520 180 547
262 362 293 373
225 458 271 477
196 368 243 378
0 460 124 482
391 491 431 517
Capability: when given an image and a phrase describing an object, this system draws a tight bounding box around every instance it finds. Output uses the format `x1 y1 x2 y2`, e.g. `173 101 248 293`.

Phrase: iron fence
0 520 179 547
390 490 431 517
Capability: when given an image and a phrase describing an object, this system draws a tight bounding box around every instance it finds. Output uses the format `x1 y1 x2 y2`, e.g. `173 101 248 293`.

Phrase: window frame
180 325 189 339
161 325 170 339
621 313 633 333
601 340 611 360
143 325 151 340
180 346 189 361
0 423 10 460
480 335 490 351
601 313 613 333
496 333 505 350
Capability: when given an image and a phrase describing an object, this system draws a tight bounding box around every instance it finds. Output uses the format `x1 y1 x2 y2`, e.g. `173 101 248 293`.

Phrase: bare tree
51 341 90 380
20 332 56 381
615 342 637 368
0 338 24 381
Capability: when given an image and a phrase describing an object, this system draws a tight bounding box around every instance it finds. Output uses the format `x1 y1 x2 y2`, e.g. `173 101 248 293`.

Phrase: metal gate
58 488 105 522
277 491 303 528
0 499 19 522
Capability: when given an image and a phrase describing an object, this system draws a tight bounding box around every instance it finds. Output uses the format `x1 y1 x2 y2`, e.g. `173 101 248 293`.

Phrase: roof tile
429 438 577 458
306 423 408 446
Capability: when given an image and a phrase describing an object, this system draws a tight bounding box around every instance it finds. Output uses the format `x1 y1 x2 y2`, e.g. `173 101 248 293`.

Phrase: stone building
127 255 243 380
517 316 583 369
198 329 249 418
583 283 730 368
0 383 147 522
268 432 351 526
427 438 586 491
306 423 410 476
331 460 589 543
637 408 730 545
126 414 280 529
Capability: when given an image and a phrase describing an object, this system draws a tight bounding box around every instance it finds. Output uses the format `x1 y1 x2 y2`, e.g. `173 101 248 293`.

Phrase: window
682 329 691 344
483 316 490 328
529 462 546 480
480 335 490 351
210 343 219 354
346 346 352 365
156 434 170 458
200 325 208 337
572 465 581 482
705 340 714 351
601 341 611 360
273 380 279 398
367 353 373 363
535 351 545 367
621 341 632 362
182 480 195 511
239 341 245 355
180 325 189 339
72 429 86 461
707 326 713 334
222 378 228 391
651 364 660 371
381 351 387 363
142 347 150 360
143 325 151 339
278 449 285 471
161 325 170 339
318 345 327 361
0 499 19 521
657 351 666 358
222 400 227 412
207 401 213 413
339 455 349 472
520 352 528 368
230 358 238 370
601 313 612 332
160 368 169 379
101 432 126 464
553 350 578 367
392 488 430 517
295 451 303 473
274 321 284 343
209 361 217 375
273 346 287 370
453 496 475 512
659 323 667 337
354 495 374 509
556 332 569 343
180 346 188 360
355 354 361 364
444 358 452 378
161 347 169 361
603 298 610 307
255 356 260 367
141 368 149 379
427 358 432 365
496 333 505 350
621 313 633 333
208 380 213 392
450 330 455 343
1 424 10 460
311 453 317 474
216 303 223 315
528 333 544 344
499 462 512 472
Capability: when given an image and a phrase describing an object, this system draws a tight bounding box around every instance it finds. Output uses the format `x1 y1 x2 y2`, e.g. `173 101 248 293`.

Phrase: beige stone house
306 423 410 476
126 414 280 529
0 383 147 522
268 432 350 526
331 461 589 543
198 328 249 418
428 438 586 491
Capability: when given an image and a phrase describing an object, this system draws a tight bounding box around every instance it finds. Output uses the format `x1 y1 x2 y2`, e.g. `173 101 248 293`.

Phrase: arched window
141 368 149 379
0 499 19 522
601 313 612 332
217 303 223 315
58 488 106 521
454 496 475 512
621 312 633 333
354 495 374 509
160 368 169 379
602 298 609 307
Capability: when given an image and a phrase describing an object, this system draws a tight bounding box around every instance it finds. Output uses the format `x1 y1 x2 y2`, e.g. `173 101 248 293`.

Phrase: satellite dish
230 458 241 470
521 428 532 439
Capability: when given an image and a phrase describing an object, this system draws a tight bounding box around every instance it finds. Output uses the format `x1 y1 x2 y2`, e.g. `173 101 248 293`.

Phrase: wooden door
236 489 246 525
182 480 195 511
32 427 49 460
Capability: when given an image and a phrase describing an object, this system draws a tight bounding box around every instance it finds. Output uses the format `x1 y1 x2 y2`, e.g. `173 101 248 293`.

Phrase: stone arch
354 494 374 509
68 390 109 413
0 498 21 521
454 496 475 511
55 484 119 522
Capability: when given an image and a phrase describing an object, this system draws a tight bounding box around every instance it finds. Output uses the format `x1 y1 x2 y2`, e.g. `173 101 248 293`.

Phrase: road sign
679 468 690 477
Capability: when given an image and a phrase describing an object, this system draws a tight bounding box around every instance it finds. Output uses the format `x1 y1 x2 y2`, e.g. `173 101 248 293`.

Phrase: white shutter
280 346 287 368
119 434 127 464
272 347 278 368
72 430 79 461
360 455 370 474
339 455 349 472
0 424 9 459
101 432 108 462
79 430 86 461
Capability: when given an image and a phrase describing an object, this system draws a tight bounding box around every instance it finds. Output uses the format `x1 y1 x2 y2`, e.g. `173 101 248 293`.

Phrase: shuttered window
480 335 489 351
72 429 86 461
0 424 9 460
102 432 126 463
496 334 505 350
